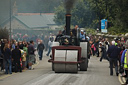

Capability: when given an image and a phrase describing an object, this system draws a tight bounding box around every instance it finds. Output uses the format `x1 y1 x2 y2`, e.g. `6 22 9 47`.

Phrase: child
22 52 26 70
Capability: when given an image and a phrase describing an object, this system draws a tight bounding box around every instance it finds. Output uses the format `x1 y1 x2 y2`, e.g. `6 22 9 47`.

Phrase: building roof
17 13 54 16
14 14 56 28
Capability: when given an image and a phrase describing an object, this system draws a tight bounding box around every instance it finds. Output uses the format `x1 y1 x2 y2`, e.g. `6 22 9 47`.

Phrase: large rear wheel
80 59 88 71
52 63 54 71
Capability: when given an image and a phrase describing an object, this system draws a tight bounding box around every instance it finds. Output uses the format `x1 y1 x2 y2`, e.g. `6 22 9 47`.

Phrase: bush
0 27 9 40
108 26 128 35
85 28 96 35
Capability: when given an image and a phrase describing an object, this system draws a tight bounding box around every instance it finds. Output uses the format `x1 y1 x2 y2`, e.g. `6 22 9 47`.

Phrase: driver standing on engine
80 30 85 41
72 25 78 37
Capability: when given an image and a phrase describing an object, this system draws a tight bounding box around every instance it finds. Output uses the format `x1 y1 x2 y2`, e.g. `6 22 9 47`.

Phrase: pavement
0 52 125 85
0 51 40 79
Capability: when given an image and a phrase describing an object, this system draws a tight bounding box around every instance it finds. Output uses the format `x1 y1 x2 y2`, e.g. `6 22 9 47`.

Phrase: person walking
28 40 35 70
99 42 109 62
46 38 53 56
37 40 45 60
3 43 12 74
12 45 22 72
107 41 119 76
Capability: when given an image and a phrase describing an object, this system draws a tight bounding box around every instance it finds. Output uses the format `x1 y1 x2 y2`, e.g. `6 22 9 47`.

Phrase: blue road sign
101 19 107 29
101 19 108 33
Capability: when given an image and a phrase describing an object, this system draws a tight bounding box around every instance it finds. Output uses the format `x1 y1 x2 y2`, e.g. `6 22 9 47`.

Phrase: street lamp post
10 0 12 41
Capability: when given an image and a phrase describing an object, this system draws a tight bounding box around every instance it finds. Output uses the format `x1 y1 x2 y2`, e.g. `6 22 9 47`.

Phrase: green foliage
85 28 96 35
54 0 128 34
72 0 96 27
108 26 128 35
0 27 9 40
54 4 66 25
54 0 96 28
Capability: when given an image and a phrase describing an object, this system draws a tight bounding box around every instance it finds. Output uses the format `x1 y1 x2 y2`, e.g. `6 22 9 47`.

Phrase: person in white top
46 38 53 56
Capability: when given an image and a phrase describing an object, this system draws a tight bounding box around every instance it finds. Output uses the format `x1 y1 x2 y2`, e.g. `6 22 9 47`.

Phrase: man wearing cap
80 30 85 41
107 40 120 76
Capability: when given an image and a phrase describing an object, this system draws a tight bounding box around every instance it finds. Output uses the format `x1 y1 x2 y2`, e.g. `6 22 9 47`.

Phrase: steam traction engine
48 14 89 73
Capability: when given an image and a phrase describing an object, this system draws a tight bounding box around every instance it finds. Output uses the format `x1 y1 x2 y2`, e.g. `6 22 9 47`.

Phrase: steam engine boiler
48 14 89 73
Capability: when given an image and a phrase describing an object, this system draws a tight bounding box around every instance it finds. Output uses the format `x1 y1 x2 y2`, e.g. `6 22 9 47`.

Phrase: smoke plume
64 0 76 14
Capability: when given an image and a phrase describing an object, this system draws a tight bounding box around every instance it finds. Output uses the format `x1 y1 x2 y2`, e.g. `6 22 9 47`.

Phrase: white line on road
118 74 125 84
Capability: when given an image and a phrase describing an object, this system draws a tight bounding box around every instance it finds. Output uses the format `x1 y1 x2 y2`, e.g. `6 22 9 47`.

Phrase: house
0 2 59 37
1 13 57 31
0 1 58 31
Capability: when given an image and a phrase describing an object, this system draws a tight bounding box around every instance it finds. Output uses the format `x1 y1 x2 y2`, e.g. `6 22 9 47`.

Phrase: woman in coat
12 45 22 72
4 43 12 74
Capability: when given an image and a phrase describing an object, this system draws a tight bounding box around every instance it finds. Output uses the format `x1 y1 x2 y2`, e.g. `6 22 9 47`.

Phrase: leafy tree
54 0 128 34
54 3 66 25
54 0 96 28
72 0 95 27
0 27 9 40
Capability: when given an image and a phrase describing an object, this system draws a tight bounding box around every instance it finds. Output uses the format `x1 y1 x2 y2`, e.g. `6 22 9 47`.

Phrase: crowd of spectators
89 36 128 84
1 29 128 84
0 32 55 74
0 39 36 74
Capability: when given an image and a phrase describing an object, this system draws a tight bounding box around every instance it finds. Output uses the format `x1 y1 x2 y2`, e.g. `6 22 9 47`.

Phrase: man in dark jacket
72 25 78 37
37 40 45 60
99 42 109 62
55 30 63 42
107 41 119 76
12 46 22 72
62 26 66 35
28 40 35 70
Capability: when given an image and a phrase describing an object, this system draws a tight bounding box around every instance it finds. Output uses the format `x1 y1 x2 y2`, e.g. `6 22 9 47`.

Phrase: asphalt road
0 52 121 85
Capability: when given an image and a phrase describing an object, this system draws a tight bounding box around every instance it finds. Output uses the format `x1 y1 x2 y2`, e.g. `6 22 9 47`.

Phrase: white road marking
118 74 125 84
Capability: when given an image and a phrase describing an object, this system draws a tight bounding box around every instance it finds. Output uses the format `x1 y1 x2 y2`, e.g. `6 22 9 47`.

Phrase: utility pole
10 0 12 41
105 0 108 19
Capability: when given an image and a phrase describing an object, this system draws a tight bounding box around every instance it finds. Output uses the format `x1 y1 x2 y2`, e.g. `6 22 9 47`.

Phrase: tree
54 0 128 34
54 0 96 28
0 27 9 40
54 3 66 25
